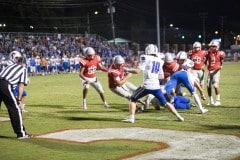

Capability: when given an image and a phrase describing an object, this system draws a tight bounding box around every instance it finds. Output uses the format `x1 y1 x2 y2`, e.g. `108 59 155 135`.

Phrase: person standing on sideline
205 40 225 106
122 44 184 123
0 56 32 139
79 47 109 109
188 41 207 100
7 50 22 65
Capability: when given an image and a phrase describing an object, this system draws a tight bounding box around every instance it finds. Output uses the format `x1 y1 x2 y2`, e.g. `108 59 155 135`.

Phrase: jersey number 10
151 61 160 73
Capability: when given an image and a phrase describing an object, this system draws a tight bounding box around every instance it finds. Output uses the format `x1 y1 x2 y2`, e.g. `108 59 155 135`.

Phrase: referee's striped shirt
0 63 28 88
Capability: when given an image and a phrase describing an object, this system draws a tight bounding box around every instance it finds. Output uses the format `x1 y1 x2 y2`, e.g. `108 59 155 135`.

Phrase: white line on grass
36 127 240 159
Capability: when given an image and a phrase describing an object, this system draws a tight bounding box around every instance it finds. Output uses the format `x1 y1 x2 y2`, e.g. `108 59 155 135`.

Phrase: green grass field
0 62 239 160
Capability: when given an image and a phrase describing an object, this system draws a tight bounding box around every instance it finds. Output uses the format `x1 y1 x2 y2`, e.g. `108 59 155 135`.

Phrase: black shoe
18 134 33 139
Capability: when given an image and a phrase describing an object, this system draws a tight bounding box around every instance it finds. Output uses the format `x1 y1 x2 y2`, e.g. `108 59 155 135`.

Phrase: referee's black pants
0 80 27 138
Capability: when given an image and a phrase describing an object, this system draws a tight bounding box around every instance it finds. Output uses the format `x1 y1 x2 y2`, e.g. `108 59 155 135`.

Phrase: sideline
36 127 240 159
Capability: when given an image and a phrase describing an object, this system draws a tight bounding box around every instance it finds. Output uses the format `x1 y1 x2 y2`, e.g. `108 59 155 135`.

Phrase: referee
0 55 32 139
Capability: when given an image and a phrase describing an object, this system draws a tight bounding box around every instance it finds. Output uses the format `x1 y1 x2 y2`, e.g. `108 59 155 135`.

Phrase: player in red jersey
205 40 225 106
188 41 207 100
108 56 145 108
163 53 179 84
79 47 109 109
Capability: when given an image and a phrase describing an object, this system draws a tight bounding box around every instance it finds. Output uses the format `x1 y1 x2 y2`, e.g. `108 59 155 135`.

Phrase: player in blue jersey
163 59 208 114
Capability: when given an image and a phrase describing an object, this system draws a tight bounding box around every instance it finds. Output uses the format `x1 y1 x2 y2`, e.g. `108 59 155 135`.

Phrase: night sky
0 0 239 45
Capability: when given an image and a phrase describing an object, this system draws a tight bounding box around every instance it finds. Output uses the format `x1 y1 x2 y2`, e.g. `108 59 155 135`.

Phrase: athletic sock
216 95 220 101
192 93 204 110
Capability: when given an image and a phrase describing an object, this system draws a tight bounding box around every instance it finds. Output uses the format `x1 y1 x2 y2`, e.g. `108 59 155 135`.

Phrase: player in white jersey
0 57 7 71
50 56 57 74
122 44 184 123
55 56 61 73
35 56 41 75
74 54 81 72
69 55 75 73
62 55 69 73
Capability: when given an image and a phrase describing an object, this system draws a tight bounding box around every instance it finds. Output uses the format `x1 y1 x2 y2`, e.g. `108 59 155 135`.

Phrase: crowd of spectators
1 32 239 75
0 32 139 74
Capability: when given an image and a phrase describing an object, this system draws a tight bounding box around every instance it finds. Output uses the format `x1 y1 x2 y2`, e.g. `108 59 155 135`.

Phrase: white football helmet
176 51 187 60
193 41 201 48
10 50 22 60
182 59 194 70
114 55 125 65
165 53 173 62
84 47 95 56
145 44 158 55
209 40 220 50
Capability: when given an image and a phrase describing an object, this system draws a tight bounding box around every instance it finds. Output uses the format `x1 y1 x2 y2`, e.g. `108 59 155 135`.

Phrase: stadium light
87 11 98 34
0 23 6 27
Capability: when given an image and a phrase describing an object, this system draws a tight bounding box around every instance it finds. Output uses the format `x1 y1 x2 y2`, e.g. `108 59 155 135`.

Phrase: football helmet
209 40 220 50
176 51 187 60
10 50 22 60
193 41 201 48
84 47 95 56
114 55 125 65
182 59 194 70
145 44 158 55
165 53 173 62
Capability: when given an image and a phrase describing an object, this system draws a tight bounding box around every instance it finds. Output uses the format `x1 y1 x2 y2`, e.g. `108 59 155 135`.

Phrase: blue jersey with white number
138 54 164 90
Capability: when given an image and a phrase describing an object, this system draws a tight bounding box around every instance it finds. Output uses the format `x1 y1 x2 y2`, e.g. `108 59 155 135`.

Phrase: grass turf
0 62 239 159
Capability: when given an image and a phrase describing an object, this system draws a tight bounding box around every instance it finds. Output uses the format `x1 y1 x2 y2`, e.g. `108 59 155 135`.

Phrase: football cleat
201 108 208 114
214 101 221 106
201 95 207 100
82 102 87 109
207 101 214 106
177 115 184 122
18 134 33 139
104 102 110 108
122 116 135 123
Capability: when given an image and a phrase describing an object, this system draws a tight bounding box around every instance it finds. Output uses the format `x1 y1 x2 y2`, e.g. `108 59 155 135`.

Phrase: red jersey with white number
188 50 206 70
108 65 124 88
205 50 225 71
80 55 101 78
163 60 179 79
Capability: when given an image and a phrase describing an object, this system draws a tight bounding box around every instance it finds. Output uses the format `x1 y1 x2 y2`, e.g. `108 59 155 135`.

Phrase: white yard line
36 127 240 160
0 117 10 122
